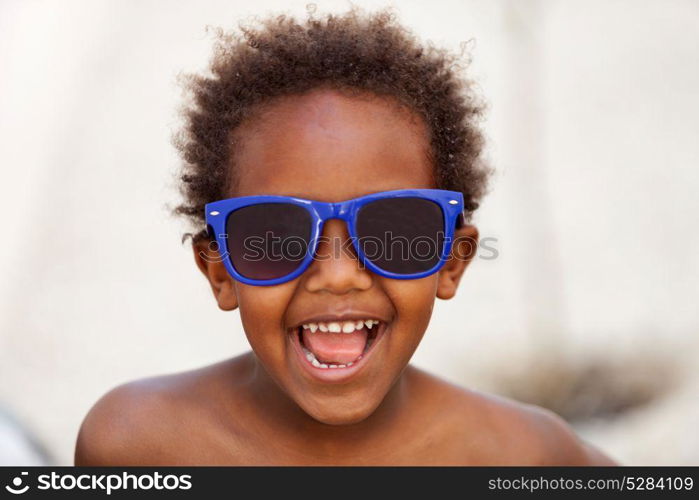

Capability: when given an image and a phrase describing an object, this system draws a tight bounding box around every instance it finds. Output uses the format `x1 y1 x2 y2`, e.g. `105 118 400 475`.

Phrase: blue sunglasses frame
204 188 465 286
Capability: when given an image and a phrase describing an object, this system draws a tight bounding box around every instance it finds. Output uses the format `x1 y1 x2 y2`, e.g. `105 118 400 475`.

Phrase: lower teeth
303 347 359 369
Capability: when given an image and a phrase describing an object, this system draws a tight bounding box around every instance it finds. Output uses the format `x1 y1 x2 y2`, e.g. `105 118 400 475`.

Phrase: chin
300 393 384 426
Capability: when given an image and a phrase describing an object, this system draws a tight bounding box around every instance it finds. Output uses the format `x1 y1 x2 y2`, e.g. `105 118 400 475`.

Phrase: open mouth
294 319 385 370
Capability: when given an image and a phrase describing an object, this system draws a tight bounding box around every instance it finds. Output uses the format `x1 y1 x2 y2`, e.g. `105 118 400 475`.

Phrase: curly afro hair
174 6 491 243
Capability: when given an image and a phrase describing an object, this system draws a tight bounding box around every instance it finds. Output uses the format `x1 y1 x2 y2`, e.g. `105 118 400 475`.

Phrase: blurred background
1 0 697 465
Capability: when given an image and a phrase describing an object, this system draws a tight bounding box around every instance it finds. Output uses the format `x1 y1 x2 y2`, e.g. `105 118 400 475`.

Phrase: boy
75 8 615 465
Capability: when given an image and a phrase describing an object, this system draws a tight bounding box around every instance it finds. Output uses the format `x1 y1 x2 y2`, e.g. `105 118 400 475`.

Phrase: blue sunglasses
204 189 465 286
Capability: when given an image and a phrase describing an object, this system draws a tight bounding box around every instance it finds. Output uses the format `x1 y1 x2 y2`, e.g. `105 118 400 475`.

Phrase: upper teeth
302 319 379 334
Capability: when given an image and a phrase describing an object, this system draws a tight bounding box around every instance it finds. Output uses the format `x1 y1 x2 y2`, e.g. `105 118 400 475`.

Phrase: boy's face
196 88 477 424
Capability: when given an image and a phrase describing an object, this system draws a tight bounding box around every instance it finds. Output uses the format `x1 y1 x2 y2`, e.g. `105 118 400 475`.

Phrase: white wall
1 0 697 464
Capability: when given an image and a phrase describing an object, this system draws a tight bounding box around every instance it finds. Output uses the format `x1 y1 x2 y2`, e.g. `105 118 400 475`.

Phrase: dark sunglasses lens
225 203 311 281
356 197 445 275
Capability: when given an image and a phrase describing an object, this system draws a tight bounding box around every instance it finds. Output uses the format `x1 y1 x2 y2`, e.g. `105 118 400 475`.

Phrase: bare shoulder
408 367 617 465
480 392 617 465
74 355 248 465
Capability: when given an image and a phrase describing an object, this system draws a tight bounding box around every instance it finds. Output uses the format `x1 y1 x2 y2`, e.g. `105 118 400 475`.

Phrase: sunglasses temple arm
455 210 467 229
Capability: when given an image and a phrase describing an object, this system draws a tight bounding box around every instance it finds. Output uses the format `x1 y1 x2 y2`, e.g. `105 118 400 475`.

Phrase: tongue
302 328 368 364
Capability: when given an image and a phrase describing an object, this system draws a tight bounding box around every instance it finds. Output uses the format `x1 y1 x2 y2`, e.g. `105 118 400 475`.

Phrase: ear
192 238 238 311
436 224 479 300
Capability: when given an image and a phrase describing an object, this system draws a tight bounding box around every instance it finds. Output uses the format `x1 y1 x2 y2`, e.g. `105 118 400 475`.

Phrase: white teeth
300 319 381 334
315 362 350 369
303 346 356 370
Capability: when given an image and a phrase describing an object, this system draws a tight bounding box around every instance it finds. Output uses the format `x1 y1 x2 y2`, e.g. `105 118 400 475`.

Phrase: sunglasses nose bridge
315 201 353 224
330 201 351 220
312 202 355 250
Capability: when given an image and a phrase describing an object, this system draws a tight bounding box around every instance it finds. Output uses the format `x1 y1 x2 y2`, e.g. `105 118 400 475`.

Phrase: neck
242 352 413 459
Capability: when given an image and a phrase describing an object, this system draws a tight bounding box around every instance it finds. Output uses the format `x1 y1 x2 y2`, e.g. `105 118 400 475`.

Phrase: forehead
230 88 435 201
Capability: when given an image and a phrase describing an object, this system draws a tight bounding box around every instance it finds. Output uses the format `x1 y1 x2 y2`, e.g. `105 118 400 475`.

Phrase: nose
302 218 373 294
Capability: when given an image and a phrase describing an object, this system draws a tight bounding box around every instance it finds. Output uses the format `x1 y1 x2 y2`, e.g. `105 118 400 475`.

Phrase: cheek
384 276 438 320
380 276 439 357
235 282 295 362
